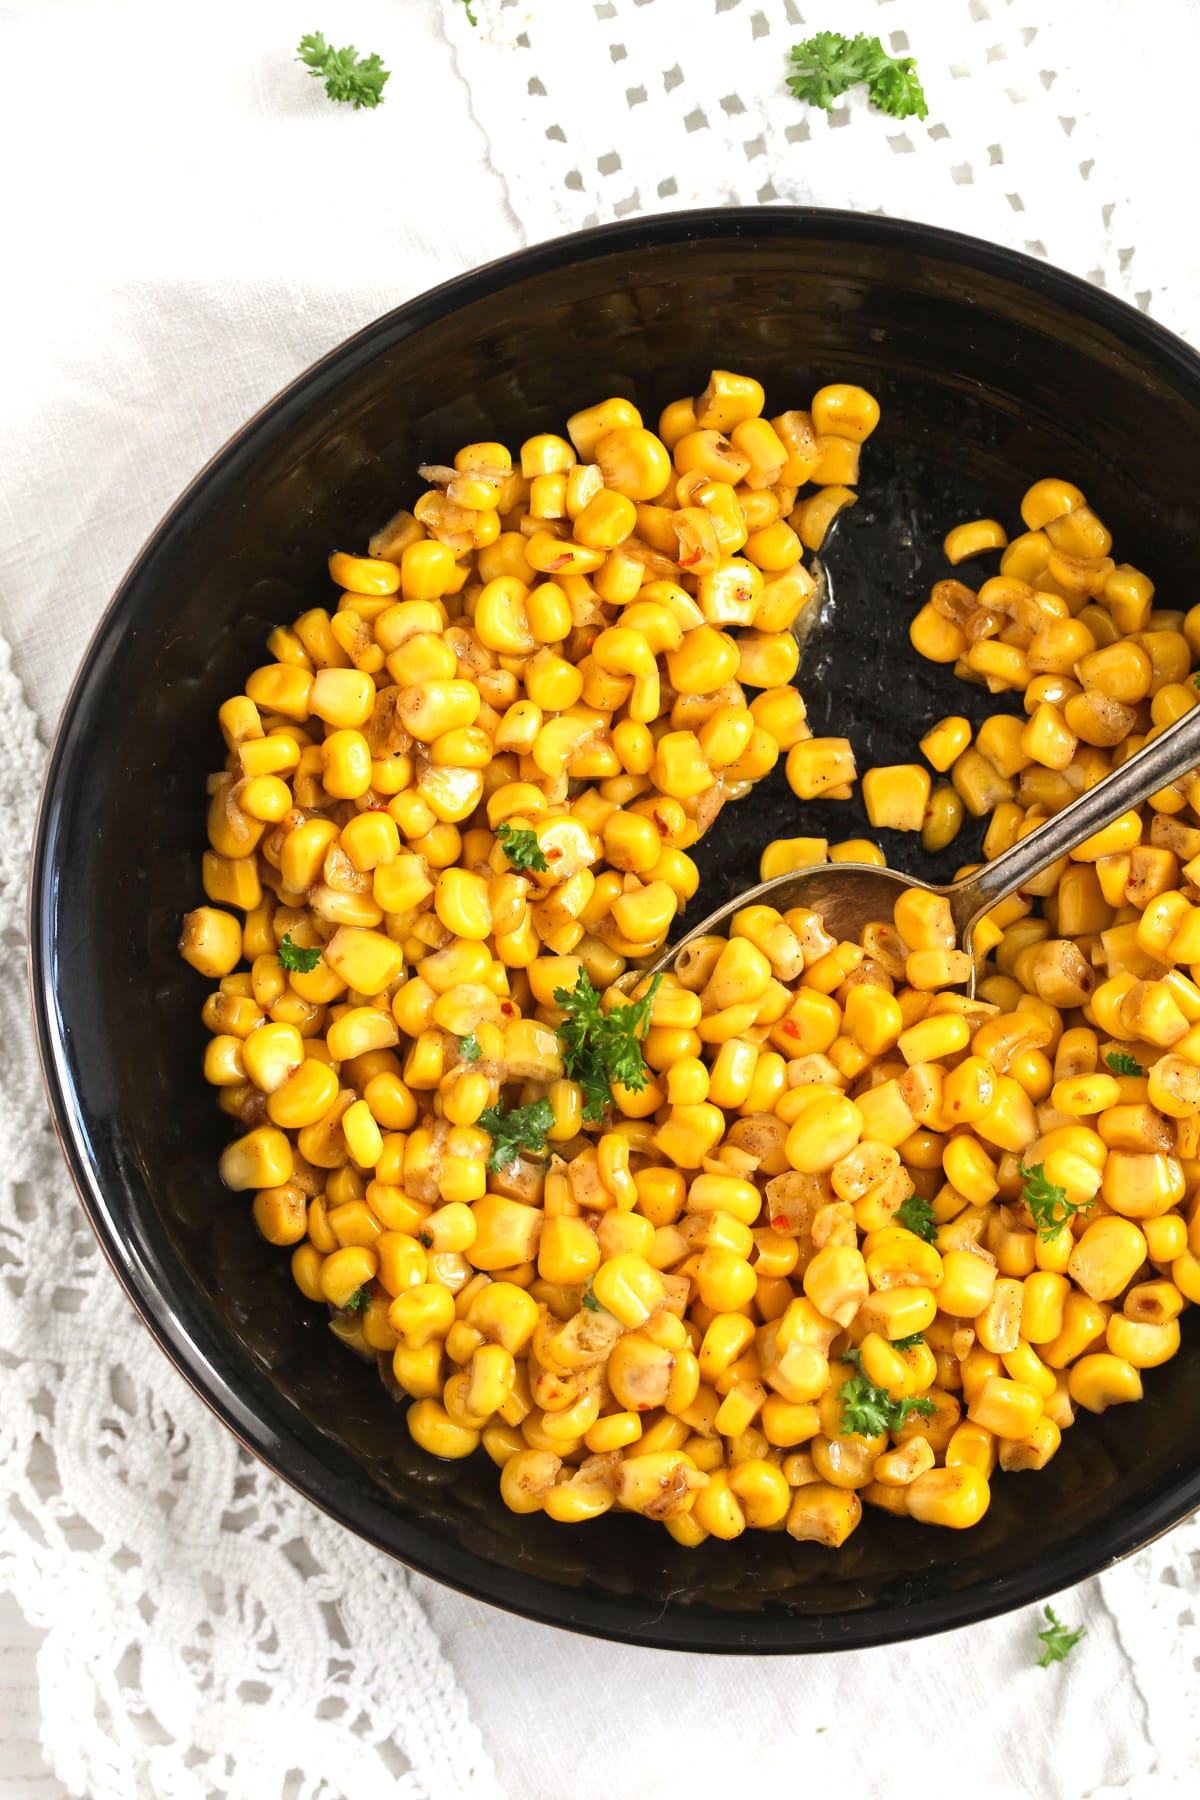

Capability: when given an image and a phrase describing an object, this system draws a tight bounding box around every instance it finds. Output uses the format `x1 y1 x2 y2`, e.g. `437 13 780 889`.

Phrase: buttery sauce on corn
181 373 1198 1548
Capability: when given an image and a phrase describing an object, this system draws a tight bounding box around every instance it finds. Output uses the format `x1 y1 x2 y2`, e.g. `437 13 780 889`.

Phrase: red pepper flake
500 1001 514 1016
549 553 573 571
637 1402 653 1411
679 549 702 569
652 811 669 834
735 588 751 604
771 1213 790 1231
782 1019 800 1039
547 846 564 860
952 1100 962 1111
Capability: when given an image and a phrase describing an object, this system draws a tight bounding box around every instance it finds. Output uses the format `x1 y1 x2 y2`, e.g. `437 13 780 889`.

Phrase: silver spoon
646 698 1200 995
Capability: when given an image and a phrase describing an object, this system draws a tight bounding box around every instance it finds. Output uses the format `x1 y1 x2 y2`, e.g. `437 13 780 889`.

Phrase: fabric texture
1 1 1198 1796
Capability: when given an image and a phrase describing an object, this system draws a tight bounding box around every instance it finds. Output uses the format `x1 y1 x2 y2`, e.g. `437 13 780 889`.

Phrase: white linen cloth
0 1 1197 1796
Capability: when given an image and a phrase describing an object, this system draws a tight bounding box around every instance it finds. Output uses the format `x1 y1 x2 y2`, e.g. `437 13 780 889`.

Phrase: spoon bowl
645 861 919 975
646 696 1200 996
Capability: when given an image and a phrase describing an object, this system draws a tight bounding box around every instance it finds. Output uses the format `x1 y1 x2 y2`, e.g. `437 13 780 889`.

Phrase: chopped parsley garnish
1036 1605 1086 1667
787 32 928 121
479 1098 555 1172
495 822 550 873
839 1371 936 1438
295 32 390 109
581 1286 600 1313
458 1034 482 1062
554 971 663 1123
278 933 322 974
894 1192 938 1244
418 1231 433 1249
1104 1051 1143 1077
343 1287 369 1312
892 1332 926 1352
456 0 479 23
1020 1162 1090 1243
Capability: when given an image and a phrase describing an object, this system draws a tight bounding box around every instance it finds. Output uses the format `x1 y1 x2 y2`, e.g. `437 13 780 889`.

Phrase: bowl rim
28 204 1200 1653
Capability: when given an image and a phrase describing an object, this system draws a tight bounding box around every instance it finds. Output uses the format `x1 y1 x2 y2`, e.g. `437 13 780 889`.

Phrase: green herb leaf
554 971 663 1123
418 1231 433 1249
839 1372 935 1438
278 933 323 974
1036 1605 1085 1667
1020 1161 1090 1243
786 31 927 121
895 1193 938 1244
479 1098 555 1172
892 1332 926 1352
459 1034 482 1062
1104 1050 1143 1077
457 0 479 24
296 32 390 109
495 822 550 873
581 1286 600 1313
343 1287 369 1312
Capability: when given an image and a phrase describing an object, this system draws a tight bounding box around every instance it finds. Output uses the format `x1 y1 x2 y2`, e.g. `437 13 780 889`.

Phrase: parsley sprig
787 32 928 121
343 1287 369 1313
278 933 322 974
1036 1605 1085 1667
554 972 663 1122
891 1332 926 1352
479 1098 555 1172
1104 1050 1143 1077
458 1034 482 1062
296 32 390 109
495 822 549 874
839 1368 936 1438
894 1192 938 1244
457 0 479 24
1020 1162 1090 1243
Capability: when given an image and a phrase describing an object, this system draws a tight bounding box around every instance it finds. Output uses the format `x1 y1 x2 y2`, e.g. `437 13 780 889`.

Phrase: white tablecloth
2 2 1198 1796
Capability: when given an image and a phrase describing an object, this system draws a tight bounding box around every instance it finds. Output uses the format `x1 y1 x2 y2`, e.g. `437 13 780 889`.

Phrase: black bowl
30 208 1200 1653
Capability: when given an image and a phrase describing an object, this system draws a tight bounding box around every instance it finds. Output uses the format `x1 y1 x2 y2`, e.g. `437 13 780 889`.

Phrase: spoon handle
947 698 1200 943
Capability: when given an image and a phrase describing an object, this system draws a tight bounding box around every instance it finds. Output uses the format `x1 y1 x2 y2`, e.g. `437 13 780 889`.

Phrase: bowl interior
33 212 1200 1651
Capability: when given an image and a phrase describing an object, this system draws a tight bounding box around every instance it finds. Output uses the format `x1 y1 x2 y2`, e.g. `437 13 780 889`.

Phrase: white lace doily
0 633 502 1798
448 0 1198 342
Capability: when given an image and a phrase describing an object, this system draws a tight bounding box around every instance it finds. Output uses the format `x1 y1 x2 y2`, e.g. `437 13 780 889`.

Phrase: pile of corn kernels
180 373 1199 1547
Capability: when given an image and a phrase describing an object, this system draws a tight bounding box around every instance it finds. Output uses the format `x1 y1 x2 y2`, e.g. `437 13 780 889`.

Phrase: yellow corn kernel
905 1464 990 1529
785 1095 864 1176
784 1481 861 1546
943 518 1008 563
800 1244 867 1329
860 765 931 833
949 758 1017 833
1101 1151 1185 1219
1067 1215 1147 1300
944 1421 997 1477
179 907 243 979
469 1194 543 1270
252 1182 307 1246
1067 1352 1143 1413
997 1416 1062 1472
785 737 857 801
1144 1213 1187 1261
1105 1312 1181 1368
316 1243 378 1312
219 1125 293 1191
810 383 880 443
792 486 857 551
